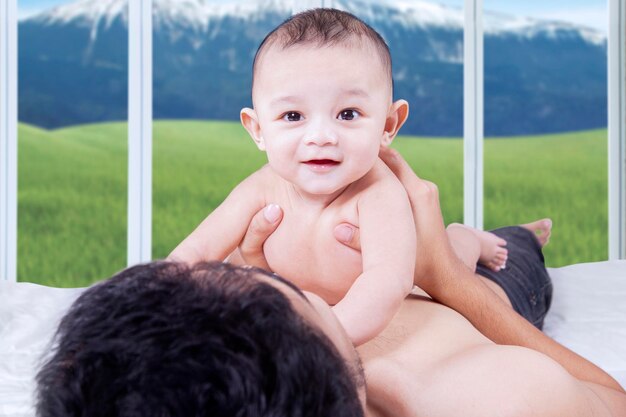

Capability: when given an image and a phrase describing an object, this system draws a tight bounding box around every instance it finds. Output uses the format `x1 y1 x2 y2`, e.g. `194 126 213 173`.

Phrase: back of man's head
37 261 364 417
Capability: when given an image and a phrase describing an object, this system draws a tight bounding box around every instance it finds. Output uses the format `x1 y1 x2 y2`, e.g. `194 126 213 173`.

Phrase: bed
1 260 625 417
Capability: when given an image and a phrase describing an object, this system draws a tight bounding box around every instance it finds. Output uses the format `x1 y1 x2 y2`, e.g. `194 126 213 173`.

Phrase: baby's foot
521 218 552 248
472 229 508 272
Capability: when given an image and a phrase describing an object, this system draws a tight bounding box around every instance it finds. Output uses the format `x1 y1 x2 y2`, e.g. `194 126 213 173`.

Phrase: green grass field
16 120 608 287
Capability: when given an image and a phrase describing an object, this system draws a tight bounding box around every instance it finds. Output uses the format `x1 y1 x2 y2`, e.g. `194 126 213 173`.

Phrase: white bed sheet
543 260 626 387
1 260 625 416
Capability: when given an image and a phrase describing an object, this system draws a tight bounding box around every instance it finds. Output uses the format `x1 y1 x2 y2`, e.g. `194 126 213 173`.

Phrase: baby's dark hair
253 8 392 90
36 261 364 417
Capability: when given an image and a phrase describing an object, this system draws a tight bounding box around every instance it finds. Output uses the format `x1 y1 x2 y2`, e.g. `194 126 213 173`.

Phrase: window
483 0 608 266
18 0 128 285
2 0 624 285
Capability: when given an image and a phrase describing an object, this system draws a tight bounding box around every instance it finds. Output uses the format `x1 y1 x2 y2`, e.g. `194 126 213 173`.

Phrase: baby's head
252 8 393 99
241 9 408 196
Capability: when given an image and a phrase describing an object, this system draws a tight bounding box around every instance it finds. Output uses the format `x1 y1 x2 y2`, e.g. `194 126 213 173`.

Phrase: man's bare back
360 291 626 417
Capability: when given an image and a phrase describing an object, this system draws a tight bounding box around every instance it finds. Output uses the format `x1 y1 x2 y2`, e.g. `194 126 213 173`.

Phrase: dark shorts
475 226 553 330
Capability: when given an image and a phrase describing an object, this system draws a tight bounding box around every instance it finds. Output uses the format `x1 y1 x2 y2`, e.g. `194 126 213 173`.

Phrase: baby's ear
381 99 409 146
240 108 266 151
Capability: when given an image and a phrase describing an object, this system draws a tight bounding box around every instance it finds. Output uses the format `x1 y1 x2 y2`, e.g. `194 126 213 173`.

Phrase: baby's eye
282 111 302 122
338 109 360 121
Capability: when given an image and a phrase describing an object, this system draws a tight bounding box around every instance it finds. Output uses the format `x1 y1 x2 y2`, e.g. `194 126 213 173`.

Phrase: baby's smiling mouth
302 159 341 172
304 159 340 165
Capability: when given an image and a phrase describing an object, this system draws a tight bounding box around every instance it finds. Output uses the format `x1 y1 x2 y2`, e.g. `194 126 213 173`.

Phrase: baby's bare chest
262 202 363 305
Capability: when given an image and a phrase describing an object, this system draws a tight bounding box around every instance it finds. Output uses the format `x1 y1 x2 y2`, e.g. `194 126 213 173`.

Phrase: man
36 260 626 416
37 150 626 416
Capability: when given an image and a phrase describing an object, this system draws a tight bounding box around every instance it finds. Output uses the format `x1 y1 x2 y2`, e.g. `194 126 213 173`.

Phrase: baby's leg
446 223 508 272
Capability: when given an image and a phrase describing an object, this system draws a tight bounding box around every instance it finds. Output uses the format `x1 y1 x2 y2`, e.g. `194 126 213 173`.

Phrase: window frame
608 0 626 259
464 0 484 230
128 0 153 265
0 0 17 281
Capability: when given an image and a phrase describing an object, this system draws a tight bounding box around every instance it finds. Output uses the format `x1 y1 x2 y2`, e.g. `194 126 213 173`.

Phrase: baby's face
247 43 393 197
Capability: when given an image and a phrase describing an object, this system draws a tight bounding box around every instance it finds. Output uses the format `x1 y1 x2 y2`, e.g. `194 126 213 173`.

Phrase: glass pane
152 1 291 258
18 0 128 286
330 0 465 224
483 0 608 266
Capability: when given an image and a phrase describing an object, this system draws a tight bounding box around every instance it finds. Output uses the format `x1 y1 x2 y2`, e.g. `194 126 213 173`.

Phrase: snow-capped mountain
31 0 293 32
18 0 607 136
31 0 605 45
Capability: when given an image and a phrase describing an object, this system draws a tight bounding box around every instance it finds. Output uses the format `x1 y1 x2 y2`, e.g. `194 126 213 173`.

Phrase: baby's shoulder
355 158 407 199
238 164 281 189
237 164 293 205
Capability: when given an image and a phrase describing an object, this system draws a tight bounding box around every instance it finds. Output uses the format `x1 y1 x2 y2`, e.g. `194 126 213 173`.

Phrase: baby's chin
269 163 370 199
289 177 354 200
295 182 350 197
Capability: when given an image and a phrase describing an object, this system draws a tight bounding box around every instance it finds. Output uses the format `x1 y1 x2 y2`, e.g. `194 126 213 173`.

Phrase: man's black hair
36 261 364 417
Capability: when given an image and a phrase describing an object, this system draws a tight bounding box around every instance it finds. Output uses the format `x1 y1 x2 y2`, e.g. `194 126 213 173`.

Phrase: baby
169 9 507 346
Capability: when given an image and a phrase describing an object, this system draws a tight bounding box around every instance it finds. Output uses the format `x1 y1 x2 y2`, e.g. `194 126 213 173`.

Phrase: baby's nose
304 129 338 146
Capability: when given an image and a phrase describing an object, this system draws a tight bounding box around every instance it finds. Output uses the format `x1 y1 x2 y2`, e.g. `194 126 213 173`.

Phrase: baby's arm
333 177 417 346
168 170 267 265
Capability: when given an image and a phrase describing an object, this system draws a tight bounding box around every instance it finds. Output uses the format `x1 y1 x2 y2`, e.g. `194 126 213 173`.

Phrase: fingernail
264 204 281 223
335 225 354 243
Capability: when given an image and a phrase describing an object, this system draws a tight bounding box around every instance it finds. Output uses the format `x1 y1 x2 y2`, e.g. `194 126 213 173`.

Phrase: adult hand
227 204 283 270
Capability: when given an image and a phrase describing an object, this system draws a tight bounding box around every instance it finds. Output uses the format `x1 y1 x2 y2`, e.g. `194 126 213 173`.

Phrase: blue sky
19 0 608 33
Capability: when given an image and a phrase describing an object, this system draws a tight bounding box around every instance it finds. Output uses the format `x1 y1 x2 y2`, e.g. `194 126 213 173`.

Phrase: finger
333 223 361 252
379 146 421 184
239 204 283 269
225 248 251 267
378 148 442 226
379 148 441 209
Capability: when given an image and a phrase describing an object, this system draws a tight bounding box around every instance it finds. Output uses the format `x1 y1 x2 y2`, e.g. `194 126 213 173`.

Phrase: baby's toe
486 261 501 272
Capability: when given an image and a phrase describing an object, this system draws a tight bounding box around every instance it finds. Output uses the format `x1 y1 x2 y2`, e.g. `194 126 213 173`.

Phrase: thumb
238 204 283 269
243 204 282 247
262 204 282 224
333 223 361 252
